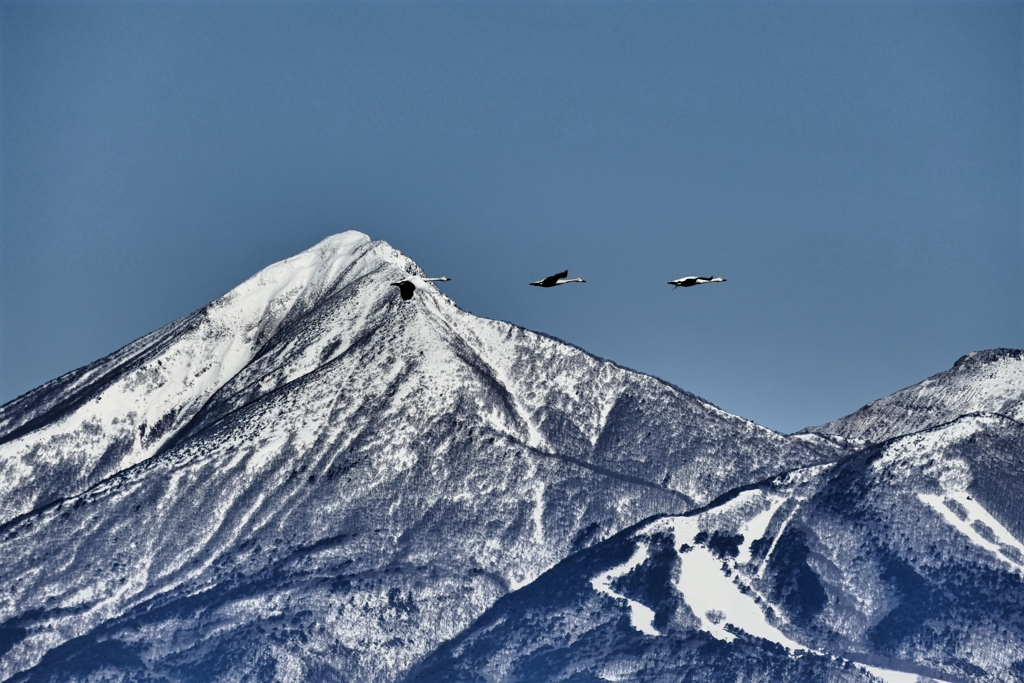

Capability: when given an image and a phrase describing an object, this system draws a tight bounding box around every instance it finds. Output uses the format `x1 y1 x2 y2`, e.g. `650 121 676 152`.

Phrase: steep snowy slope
807 348 1024 444
0 233 839 682
0 232 378 525
410 412 1024 682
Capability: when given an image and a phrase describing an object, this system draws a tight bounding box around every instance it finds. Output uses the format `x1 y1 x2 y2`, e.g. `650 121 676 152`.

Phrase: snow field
590 541 661 636
918 492 1024 573
588 488 961 683
661 513 809 650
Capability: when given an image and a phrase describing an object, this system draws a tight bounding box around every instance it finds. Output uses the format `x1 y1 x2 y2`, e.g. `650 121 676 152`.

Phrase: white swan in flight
390 276 451 300
530 270 586 287
668 276 726 288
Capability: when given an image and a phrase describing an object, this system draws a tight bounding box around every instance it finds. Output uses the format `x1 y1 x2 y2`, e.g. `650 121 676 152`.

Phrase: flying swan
390 277 451 301
668 276 726 288
530 270 586 287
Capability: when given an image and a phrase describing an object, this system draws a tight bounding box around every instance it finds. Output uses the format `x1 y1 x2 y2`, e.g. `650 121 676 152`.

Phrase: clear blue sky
2 0 1021 433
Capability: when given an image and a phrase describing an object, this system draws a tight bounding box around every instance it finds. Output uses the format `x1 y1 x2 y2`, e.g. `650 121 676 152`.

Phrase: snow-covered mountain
408 415 1024 683
807 348 1024 444
0 233 845 682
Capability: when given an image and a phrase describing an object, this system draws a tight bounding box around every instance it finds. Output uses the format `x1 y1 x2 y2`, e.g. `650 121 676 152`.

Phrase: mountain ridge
0 232 842 682
0 232 1020 682
807 347 1024 444
407 412 1024 682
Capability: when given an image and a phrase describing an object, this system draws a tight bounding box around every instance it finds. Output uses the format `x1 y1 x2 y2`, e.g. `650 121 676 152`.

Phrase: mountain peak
0 232 419 524
2 236 1020 683
951 347 1024 372
210 230 388 321
807 348 1024 444
0 233 843 682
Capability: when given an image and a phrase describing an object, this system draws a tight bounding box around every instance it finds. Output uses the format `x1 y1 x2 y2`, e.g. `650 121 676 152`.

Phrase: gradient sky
2 0 1021 433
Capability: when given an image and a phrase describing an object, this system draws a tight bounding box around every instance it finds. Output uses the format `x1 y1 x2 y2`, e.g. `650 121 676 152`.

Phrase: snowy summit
0 233 1021 683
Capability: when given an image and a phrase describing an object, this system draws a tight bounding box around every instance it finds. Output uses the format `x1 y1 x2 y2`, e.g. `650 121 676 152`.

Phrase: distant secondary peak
952 348 1024 372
